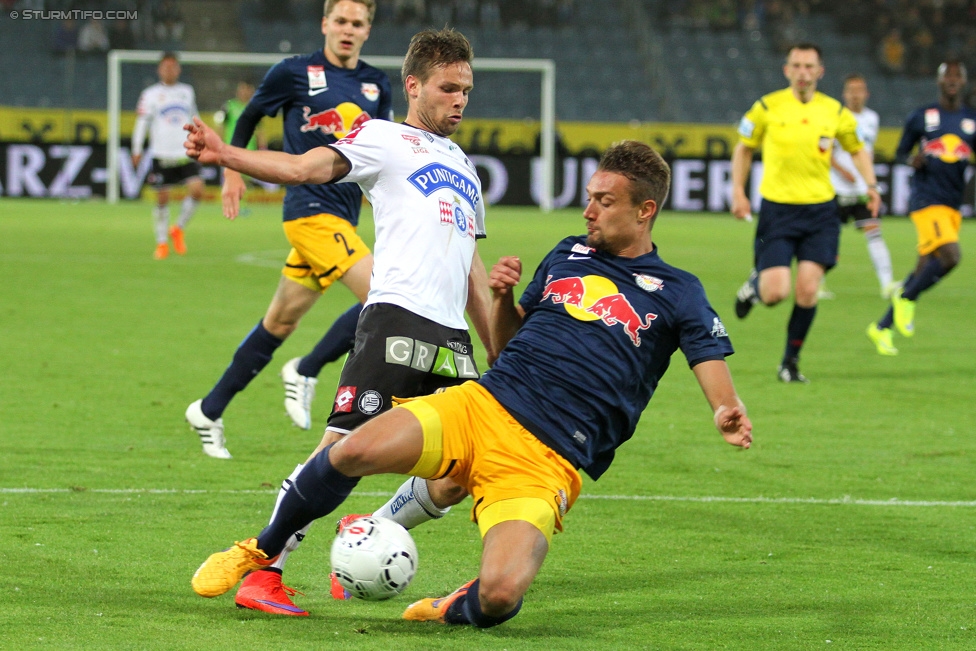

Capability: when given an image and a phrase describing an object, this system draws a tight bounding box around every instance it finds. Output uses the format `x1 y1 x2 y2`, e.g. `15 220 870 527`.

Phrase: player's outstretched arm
184 117 348 185
730 143 755 221
488 256 525 357
692 360 752 448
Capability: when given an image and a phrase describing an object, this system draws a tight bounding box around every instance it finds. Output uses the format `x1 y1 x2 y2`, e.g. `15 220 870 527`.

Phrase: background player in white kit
185 28 495 617
132 52 204 260
827 74 895 298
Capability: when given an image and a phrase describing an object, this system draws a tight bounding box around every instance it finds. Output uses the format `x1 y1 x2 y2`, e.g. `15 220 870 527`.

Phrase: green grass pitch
1 197 974 650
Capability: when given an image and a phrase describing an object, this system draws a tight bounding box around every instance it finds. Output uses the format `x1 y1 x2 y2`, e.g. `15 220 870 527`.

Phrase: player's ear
638 199 656 225
321 15 328 36
404 75 421 100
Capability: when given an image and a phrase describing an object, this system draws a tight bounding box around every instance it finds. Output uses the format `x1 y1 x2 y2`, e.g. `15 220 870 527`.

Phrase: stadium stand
2 0 973 125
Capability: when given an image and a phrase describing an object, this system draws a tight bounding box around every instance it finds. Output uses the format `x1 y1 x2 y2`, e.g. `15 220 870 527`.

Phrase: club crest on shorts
357 390 383 415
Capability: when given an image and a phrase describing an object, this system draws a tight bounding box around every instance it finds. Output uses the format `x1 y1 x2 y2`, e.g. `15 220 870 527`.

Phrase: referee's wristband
867 184 879 190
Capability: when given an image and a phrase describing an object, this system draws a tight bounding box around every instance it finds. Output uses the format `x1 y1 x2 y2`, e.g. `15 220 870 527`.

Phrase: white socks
269 464 309 571
177 196 198 229
266 469 450 572
864 228 893 290
373 476 451 530
153 205 170 244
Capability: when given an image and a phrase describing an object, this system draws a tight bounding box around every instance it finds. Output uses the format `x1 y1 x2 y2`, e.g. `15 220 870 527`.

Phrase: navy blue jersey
896 103 976 212
479 236 734 480
248 50 393 223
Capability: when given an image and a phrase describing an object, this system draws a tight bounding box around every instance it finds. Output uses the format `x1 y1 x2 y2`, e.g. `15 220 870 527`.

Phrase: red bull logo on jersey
921 134 974 164
300 102 370 138
361 83 380 102
408 162 481 210
542 275 657 346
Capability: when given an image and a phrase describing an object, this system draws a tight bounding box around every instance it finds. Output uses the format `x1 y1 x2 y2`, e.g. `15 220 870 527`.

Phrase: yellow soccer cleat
402 579 476 623
192 538 274 598
866 323 898 356
891 288 915 338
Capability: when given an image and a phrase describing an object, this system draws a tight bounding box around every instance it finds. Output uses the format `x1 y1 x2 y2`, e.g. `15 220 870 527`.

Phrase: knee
940 247 961 271
476 577 524 618
262 315 298 340
760 284 789 305
428 479 468 508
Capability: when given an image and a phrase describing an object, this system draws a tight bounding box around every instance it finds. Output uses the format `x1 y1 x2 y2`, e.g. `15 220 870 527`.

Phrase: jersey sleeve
737 99 767 148
836 107 864 154
675 279 734 367
895 110 924 160
131 88 153 156
250 60 295 117
326 122 386 184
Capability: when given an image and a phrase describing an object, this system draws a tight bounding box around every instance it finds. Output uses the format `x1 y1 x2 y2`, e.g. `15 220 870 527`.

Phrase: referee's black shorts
754 198 841 272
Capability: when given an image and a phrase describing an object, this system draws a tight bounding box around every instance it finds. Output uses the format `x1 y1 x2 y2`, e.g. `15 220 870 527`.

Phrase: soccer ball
330 516 418 601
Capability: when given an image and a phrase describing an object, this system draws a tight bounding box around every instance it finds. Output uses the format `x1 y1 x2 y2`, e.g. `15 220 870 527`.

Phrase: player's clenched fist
184 117 224 165
489 256 522 295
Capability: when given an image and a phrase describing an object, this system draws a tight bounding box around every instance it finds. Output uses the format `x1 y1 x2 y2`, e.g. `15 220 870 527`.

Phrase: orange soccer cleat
169 226 186 255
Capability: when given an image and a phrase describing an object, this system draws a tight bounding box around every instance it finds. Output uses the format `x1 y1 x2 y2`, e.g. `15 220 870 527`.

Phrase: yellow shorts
281 214 370 292
397 382 582 543
910 205 962 256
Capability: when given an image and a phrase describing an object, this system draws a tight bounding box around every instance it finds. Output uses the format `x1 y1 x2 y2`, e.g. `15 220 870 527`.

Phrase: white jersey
132 82 198 160
330 120 486 329
831 106 879 198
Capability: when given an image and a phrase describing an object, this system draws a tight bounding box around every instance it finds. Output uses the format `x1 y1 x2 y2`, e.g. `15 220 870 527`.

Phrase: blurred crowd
27 0 186 55
660 0 976 82
251 0 575 28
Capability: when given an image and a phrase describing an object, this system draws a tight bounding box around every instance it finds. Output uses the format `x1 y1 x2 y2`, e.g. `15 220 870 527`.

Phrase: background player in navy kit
867 60 976 355
186 28 496 617
188 141 752 628
185 0 393 460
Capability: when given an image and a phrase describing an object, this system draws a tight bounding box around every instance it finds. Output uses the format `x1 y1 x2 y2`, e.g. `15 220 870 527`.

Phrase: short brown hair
324 0 375 23
401 28 474 98
597 141 670 215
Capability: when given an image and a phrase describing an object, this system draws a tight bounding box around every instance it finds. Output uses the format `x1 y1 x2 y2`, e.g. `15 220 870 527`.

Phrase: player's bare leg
403 518 546 626
262 276 322 339
758 265 793 305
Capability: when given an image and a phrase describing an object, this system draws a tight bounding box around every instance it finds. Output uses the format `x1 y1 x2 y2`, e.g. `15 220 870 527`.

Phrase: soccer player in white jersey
185 28 496 616
132 52 204 260
828 74 896 298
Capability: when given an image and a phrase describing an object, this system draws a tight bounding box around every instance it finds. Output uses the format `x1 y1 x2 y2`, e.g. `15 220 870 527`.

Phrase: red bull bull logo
300 102 370 137
921 134 973 164
542 275 657 346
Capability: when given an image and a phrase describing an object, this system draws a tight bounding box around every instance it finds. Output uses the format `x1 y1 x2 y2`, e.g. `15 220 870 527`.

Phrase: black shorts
148 159 202 188
326 303 481 434
754 198 841 272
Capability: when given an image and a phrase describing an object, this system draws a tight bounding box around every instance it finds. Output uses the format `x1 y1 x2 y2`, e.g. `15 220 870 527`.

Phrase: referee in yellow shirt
731 43 881 383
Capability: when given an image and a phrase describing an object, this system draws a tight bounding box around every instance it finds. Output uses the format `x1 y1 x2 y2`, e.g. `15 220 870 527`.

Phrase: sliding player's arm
488 256 525 357
692 359 752 448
